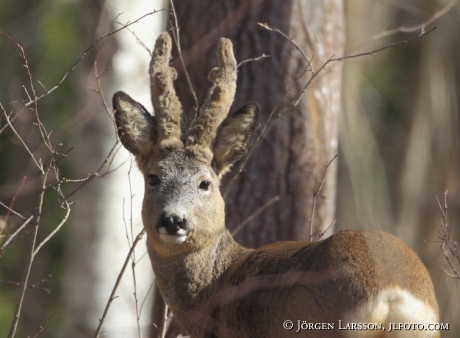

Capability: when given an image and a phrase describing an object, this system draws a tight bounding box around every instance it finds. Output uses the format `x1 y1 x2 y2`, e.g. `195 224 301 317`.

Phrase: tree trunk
60 1 167 337
175 0 344 245
154 1 344 336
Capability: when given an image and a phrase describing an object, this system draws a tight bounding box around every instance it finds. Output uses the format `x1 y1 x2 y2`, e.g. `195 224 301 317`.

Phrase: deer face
140 150 225 256
113 33 258 257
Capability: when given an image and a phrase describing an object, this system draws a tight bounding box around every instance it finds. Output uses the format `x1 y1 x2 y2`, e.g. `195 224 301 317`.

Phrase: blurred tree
338 1 460 336
0 0 84 336
59 1 167 337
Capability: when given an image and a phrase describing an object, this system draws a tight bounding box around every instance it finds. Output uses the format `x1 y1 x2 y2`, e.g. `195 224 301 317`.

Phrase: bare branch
93 228 146 338
330 27 436 63
3 177 27 225
115 21 152 55
32 199 71 258
0 279 50 294
258 22 314 73
0 216 34 256
237 53 270 69
170 0 198 116
309 154 337 241
92 61 117 139
373 0 457 41
0 9 167 134
161 306 174 338
431 191 460 280
0 32 55 152
8 164 51 338
314 219 336 241
139 281 155 318
232 196 280 237
225 25 436 197
28 309 59 338
124 158 142 338
0 202 28 221
2 110 44 173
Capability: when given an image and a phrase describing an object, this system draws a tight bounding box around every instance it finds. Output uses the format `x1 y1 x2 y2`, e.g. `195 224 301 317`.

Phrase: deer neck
148 229 249 313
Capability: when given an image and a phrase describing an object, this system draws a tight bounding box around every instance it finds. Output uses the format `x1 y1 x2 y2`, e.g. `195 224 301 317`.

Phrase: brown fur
112 33 439 338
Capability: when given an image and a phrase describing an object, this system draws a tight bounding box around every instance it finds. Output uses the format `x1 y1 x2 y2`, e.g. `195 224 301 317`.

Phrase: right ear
113 91 157 158
212 102 259 176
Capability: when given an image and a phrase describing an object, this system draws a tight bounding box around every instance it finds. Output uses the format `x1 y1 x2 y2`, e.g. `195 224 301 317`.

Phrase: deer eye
199 180 211 190
148 175 160 186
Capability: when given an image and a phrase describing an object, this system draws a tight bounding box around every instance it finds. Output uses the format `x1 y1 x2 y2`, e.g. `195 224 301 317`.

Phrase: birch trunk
60 1 167 337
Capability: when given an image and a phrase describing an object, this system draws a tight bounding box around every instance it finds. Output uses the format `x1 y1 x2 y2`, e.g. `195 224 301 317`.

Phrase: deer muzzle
157 213 192 244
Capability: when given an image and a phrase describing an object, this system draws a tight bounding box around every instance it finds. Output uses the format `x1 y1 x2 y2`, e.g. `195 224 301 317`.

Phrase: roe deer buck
112 32 439 337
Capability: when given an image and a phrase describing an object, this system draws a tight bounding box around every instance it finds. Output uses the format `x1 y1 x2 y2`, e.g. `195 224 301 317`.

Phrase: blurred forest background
1 0 459 337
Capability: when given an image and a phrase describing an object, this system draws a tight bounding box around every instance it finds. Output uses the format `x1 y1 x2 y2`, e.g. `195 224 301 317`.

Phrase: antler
149 32 184 151
186 38 237 160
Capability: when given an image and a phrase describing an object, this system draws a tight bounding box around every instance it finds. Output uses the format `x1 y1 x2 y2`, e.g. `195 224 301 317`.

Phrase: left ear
113 91 157 158
212 102 259 176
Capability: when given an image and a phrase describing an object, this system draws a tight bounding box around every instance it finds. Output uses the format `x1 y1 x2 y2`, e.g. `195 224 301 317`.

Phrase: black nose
163 215 187 234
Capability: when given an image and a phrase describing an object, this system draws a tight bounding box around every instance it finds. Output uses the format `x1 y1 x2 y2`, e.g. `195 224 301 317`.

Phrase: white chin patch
158 227 188 244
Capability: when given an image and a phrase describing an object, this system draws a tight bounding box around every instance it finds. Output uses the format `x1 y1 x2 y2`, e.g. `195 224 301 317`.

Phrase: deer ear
213 102 259 175
113 91 157 158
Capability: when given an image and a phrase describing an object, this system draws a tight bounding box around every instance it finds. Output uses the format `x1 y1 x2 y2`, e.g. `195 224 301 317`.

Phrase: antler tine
149 32 184 151
186 38 237 158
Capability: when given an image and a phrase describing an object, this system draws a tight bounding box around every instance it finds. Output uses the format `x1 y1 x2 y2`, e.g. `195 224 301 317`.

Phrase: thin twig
0 9 167 134
161 306 174 338
0 202 28 220
135 250 149 265
314 219 336 241
257 22 314 73
373 0 457 41
125 158 142 338
25 156 127 241
223 64 307 197
93 228 146 338
3 110 44 173
237 54 270 69
93 62 116 121
432 191 460 279
232 196 280 237
0 216 34 256
29 309 60 338
8 163 51 338
0 32 53 152
330 27 436 62
115 21 152 55
139 281 155 318
4 176 27 224
309 154 337 241
225 25 436 197
32 199 71 257
169 0 198 118
0 280 50 294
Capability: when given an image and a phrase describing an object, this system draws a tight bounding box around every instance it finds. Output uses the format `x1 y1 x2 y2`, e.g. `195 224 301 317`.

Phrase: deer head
112 33 258 258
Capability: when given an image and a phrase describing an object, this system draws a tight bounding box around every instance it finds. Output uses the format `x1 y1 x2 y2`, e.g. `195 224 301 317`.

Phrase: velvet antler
186 38 237 161
149 32 184 152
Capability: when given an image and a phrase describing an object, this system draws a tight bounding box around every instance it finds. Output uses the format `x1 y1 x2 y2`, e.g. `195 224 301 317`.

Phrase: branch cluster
432 192 460 280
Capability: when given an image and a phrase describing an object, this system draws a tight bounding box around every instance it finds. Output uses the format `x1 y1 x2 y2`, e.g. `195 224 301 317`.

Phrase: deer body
113 33 439 337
